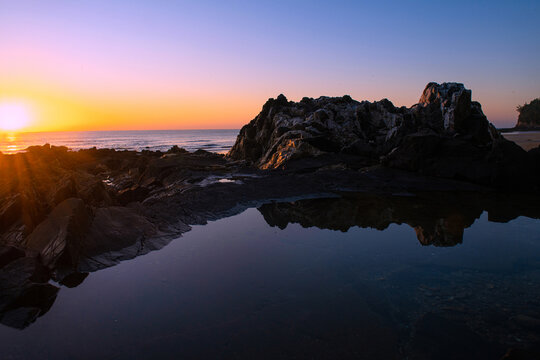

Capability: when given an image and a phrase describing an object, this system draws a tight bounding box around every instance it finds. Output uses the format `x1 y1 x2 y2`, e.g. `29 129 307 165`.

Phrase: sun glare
0 101 34 132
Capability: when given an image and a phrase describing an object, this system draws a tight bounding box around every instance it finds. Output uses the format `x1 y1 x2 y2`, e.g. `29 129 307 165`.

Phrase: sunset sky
1 0 539 132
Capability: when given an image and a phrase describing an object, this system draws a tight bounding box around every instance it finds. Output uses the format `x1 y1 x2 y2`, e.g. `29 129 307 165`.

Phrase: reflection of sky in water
0 129 239 154
0 207 539 358
0 133 22 154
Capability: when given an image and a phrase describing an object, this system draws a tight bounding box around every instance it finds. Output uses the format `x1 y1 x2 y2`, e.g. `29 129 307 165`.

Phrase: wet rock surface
0 246 57 329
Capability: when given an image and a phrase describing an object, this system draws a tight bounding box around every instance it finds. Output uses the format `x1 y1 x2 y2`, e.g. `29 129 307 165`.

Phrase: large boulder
77 206 162 272
228 82 539 188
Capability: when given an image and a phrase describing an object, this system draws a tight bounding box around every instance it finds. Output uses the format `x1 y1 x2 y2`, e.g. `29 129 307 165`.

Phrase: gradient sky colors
1 0 539 131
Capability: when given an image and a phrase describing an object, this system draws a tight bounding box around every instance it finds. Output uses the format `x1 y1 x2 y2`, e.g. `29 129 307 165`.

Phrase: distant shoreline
500 130 540 151
498 127 540 133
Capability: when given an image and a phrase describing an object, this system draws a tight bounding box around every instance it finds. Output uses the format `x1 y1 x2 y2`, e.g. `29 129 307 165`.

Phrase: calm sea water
0 129 239 154
1 195 539 359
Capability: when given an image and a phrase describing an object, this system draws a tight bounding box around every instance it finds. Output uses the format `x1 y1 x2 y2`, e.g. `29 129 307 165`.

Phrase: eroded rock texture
229 82 539 188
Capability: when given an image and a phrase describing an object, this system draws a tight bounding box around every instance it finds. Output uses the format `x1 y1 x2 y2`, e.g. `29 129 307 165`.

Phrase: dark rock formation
24 198 91 268
77 206 163 272
0 145 233 276
515 98 540 130
229 83 539 189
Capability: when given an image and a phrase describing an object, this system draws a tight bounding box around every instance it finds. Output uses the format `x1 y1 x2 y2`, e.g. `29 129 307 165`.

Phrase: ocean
0 129 239 155
2 129 537 155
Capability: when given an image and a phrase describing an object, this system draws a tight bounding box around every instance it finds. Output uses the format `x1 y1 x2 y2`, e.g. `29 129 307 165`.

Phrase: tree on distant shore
516 98 540 128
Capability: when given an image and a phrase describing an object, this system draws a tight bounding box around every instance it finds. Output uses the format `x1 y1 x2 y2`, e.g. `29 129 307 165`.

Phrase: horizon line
4 128 241 135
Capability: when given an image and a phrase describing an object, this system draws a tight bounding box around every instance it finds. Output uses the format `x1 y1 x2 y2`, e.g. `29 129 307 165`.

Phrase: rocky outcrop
0 145 234 276
229 83 539 188
515 98 540 130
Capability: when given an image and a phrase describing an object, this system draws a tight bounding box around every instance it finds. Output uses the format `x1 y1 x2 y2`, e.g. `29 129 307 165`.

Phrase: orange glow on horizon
0 81 258 132
0 78 519 133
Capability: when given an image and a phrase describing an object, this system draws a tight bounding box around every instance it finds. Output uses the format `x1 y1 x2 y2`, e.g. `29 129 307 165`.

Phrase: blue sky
1 0 539 129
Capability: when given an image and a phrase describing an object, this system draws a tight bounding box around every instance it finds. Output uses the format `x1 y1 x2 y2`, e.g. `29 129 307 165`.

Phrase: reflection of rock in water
0 246 58 329
413 213 469 246
258 192 540 247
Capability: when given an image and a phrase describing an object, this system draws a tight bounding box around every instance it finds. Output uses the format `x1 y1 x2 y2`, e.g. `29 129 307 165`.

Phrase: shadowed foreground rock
0 246 57 329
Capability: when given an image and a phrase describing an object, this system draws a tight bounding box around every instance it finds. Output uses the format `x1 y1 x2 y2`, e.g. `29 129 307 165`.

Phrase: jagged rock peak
419 82 468 105
416 82 475 133
228 82 500 172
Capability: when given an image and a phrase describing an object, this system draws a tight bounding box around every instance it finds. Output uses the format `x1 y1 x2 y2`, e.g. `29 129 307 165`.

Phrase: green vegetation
516 98 540 128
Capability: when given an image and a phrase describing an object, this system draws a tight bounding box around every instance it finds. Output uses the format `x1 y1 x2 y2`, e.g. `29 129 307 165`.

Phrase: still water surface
1 198 540 359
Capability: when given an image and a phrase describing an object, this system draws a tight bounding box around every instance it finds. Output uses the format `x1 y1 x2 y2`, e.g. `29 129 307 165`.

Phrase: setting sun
0 101 34 132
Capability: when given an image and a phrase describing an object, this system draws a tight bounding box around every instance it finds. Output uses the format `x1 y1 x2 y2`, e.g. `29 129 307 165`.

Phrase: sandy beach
502 131 540 151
